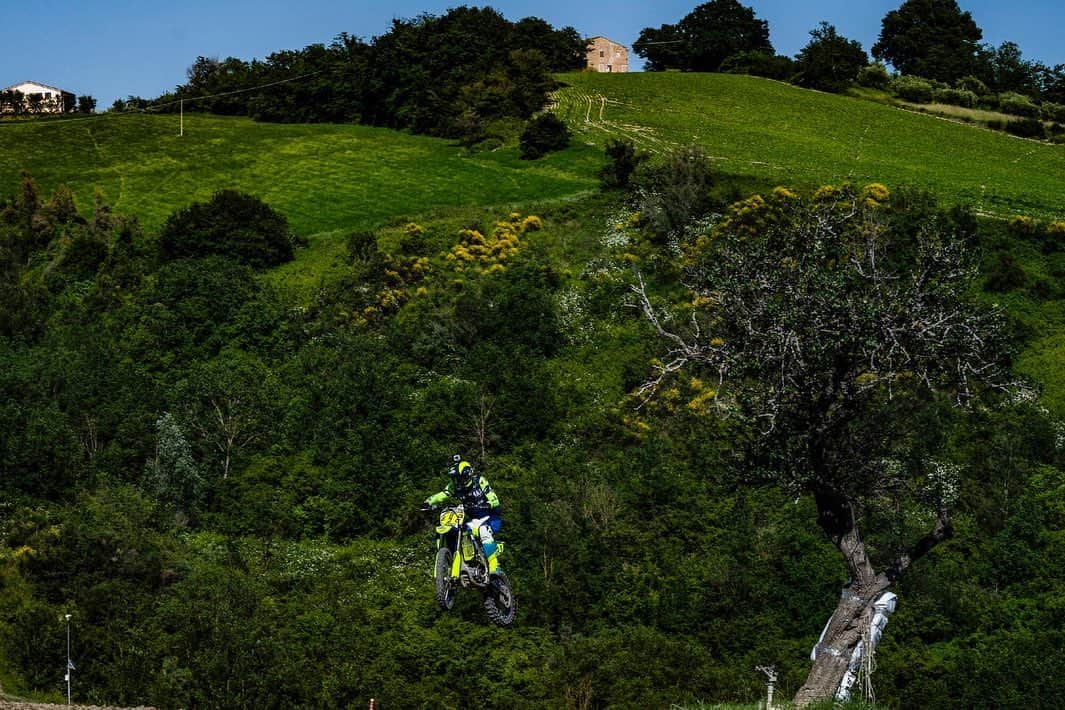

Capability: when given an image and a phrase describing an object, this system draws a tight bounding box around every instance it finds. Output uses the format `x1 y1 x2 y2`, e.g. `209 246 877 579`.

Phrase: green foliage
998 91 1041 118
631 145 716 242
634 0 773 72
984 251 1027 292
856 63 891 90
599 138 649 189
889 75 936 103
956 74 990 96
1005 117 1046 140
873 0 985 84
720 51 796 81
144 412 204 515
793 22 868 93
167 9 582 138
176 349 282 479
1042 102 1065 122
519 113 571 160
933 87 978 108
980 41 1045 97
159 190 295 268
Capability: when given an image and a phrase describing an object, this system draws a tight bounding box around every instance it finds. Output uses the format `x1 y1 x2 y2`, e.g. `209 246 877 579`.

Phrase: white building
1 81 76 114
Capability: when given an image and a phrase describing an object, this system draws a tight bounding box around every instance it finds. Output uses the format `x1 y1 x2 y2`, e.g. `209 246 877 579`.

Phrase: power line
149 69 325 109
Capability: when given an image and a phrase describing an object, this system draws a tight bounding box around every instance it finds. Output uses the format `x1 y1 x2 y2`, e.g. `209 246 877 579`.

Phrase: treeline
149 6 585 138
636 0 1065 103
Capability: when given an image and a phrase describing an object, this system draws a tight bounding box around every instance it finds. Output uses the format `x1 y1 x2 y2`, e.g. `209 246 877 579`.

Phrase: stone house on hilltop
586 37 628 73
1 80 76 114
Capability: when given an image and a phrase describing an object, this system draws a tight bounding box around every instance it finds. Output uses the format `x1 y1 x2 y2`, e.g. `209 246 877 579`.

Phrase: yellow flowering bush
521 215 542 232
813 184 842 202
447 212 535 274
861 183 891 209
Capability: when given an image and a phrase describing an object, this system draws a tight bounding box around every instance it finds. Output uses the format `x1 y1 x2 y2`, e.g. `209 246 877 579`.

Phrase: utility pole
756 665 777 709
64 614 73 705
180 99 184 137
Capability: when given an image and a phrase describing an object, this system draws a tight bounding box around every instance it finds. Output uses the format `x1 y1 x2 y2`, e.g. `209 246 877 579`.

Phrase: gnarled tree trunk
794 489 952 707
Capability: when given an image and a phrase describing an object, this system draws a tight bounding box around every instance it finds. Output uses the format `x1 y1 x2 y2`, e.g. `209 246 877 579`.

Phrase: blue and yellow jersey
427 474 500 518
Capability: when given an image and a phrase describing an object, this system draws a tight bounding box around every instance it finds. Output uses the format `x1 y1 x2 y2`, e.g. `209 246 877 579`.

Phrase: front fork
436 530 464 579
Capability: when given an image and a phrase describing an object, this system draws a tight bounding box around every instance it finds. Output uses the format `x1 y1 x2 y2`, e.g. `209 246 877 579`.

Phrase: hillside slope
0 114 598 235
554 72 1065 220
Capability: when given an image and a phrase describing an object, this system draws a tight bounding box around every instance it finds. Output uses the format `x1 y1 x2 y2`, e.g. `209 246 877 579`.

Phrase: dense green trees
634 0 773 72
162 8 584 139
872 0 1065 104
1 170 1063 707
873 0 984 83
794 23 869 93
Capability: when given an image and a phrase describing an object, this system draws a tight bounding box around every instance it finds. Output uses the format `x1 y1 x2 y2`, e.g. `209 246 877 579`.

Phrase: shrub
933 88 977 108
345 231 379 264
519 113 571 159
1041 103 1065 122
720 51 795 81
889 75 934 103
599 139 649 189
977 93 1001 110
956 75 990 96
984 251 1026 292
399 222 428 256
631 145 716 242
998 92 1041 118
159 190 295 268
1005 118 1046 140
1045 221 1065 253
985 119 1005 131
857 63 891 90
1008 215 1045 242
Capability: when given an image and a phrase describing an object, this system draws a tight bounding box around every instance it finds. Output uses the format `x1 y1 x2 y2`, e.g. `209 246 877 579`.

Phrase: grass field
553 72 1065 220
0 112 599 236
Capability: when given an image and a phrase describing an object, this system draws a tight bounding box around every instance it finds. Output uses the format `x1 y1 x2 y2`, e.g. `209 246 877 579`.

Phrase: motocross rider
424 454 503 576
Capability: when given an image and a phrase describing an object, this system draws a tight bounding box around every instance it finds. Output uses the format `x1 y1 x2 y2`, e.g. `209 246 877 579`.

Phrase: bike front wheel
435 547 456 611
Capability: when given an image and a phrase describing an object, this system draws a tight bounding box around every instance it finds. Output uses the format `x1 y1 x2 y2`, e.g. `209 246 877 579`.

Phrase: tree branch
884 506 953 582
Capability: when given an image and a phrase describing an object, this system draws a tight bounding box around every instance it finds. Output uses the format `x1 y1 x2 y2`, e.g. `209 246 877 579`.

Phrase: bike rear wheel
435 547 456 611
483 571 516 627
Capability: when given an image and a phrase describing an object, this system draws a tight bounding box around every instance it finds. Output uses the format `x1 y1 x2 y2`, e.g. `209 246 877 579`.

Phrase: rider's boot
484 541 502 577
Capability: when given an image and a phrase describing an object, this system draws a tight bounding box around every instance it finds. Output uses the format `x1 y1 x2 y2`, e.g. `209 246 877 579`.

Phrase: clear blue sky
5 1 1064 107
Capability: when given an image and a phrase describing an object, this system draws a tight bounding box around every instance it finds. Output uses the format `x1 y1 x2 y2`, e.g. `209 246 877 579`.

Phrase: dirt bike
423 503 516 627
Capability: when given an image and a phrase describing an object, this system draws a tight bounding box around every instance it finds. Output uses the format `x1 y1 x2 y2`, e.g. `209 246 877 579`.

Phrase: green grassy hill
4 72 1062 244
0 113 599 236
554 72 1065 220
